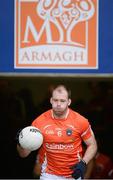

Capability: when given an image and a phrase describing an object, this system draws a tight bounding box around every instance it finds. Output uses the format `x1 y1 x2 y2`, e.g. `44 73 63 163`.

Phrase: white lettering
45 143 74 151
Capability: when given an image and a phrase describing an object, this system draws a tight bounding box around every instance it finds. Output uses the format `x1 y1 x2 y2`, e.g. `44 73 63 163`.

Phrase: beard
52 107 68 118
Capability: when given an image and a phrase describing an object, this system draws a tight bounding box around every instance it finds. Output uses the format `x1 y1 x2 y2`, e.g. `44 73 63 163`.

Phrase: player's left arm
71 132 97 179
82 131 97 165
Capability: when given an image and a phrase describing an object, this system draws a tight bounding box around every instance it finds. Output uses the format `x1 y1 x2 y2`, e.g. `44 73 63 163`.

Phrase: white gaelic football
19 126 43 151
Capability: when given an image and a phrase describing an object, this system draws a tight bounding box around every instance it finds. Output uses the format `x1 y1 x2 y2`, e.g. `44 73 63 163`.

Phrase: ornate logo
15 0 98 69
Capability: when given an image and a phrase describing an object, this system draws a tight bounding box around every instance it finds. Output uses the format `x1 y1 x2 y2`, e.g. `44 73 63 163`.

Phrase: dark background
0 0 113 74
0 76 113 178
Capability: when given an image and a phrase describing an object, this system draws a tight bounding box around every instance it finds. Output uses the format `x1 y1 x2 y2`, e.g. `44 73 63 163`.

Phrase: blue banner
0 0 113 75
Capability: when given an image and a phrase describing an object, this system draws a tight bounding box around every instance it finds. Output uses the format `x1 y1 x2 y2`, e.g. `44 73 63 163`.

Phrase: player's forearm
83 140 97 164
17 144 31 158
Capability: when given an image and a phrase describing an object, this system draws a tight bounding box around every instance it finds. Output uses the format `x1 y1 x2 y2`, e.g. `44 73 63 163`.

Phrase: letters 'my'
23 0 95 45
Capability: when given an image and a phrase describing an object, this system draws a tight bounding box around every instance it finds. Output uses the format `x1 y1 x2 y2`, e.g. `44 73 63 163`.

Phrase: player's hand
71 160 87 179
15 129 22 146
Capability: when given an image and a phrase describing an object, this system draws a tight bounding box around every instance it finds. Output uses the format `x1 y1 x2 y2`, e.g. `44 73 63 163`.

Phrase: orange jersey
32 108 92 177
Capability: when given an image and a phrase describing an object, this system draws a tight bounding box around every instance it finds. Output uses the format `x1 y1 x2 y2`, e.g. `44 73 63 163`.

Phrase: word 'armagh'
21 51 85 64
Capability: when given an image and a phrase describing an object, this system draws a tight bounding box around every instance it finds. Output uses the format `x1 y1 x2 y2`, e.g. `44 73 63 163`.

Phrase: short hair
51 84 71 99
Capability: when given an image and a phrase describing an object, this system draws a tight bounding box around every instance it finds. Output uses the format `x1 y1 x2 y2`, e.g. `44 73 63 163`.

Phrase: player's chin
54 110 63 115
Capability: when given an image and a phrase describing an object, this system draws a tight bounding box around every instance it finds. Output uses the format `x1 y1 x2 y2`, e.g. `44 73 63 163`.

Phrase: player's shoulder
70 109 91 134
33 109 51 123
70 108 88 123
69 109 90 131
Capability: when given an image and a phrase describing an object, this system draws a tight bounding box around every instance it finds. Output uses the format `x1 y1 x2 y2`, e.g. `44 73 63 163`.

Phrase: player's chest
41 121 80 143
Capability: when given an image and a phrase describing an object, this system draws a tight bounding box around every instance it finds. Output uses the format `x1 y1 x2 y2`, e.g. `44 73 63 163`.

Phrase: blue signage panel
0 0 113 75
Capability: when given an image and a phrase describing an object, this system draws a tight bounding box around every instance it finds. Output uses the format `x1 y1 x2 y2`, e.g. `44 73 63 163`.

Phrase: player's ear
68 99 71 106
50 97 52 104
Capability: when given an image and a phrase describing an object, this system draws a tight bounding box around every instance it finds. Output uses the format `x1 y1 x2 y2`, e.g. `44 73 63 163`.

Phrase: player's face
50 89 71 118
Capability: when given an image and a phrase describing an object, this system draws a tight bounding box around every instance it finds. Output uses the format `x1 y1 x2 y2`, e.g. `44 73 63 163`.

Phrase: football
19 126 43 151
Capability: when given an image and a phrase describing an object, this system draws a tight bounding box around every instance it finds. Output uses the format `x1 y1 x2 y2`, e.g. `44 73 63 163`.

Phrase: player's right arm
16 128 32 158
17 144 31 158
